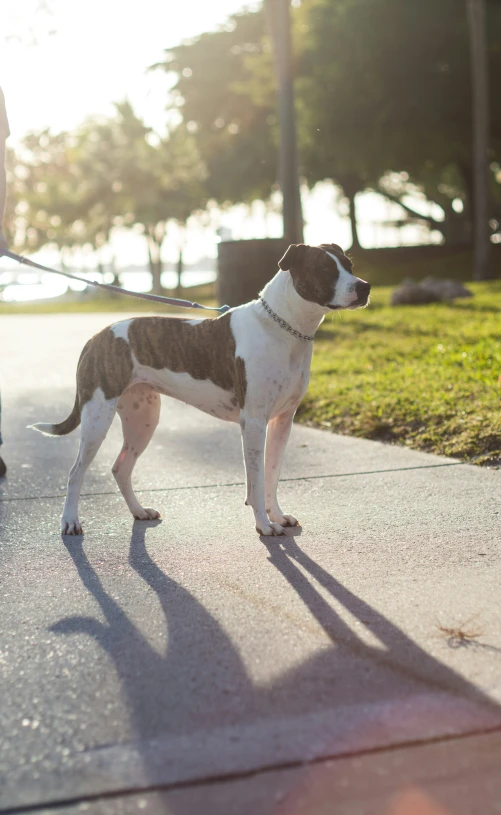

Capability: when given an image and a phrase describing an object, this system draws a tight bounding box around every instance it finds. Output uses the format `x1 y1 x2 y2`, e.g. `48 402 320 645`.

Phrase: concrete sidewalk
0 313 500 813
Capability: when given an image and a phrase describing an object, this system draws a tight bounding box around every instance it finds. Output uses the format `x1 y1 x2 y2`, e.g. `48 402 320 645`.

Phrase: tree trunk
147 234 164 295
266 0 303 244
467 0 491 279
110 255 121 288
59 247 68 272
341 177 363 250
146 241 155 287
458 161 475 244
151 258 163 296
347 191 361 250
176 247 183 295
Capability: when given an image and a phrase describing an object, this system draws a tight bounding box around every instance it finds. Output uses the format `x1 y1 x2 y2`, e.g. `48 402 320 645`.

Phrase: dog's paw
256 521 286 537
279 514 299 527
268 511 299 527
61 519 83 536
133 507 161 521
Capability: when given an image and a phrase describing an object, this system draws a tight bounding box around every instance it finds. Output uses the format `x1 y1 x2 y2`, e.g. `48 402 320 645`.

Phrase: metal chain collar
259 297 315 342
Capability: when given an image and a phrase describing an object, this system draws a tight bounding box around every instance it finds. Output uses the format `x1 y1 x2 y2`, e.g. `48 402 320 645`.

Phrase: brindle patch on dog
48 329 134 436
78 329 134 405
127 313 241 393
235 356 247 408
68 313 245 429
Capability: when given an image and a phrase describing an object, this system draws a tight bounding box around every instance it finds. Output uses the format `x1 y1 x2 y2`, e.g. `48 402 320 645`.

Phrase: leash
0 248 230 313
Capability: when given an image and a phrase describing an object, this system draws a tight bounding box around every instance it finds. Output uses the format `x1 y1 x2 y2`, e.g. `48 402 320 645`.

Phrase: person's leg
0 388 6 477
0 84 10 251
0 88 9 477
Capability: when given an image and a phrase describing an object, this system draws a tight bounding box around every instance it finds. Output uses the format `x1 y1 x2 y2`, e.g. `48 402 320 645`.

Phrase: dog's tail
29 339 91 437
29 394 81 437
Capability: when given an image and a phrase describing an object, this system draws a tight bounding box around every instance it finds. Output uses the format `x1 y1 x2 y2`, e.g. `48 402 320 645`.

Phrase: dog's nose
355 280 371 299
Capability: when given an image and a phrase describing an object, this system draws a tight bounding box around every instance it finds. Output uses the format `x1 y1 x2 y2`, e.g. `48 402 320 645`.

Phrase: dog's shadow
51 525 501 813
260 537 501 712
54 521 253 740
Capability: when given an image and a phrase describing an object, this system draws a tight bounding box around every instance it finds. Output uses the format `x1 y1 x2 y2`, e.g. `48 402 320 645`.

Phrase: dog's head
278 243 370 311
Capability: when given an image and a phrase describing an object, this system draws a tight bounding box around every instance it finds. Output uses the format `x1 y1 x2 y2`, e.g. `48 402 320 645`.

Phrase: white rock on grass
391 277 473 306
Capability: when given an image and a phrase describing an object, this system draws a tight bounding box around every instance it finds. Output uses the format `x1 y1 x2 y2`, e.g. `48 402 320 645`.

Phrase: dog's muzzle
350 280 371 308
328 280 371 310
356 280 371 298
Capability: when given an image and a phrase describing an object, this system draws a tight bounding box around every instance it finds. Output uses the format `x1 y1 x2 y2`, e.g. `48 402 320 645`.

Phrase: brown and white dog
31 243 370 536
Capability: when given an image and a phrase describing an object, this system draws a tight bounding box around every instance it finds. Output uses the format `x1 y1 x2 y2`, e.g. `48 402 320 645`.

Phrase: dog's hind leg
112 384 161 521
265 411 299 527
61 388 118 535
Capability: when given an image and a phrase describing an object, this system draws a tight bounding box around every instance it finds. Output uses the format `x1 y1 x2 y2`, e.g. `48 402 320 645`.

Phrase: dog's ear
320 243 344 254
278 244 307 271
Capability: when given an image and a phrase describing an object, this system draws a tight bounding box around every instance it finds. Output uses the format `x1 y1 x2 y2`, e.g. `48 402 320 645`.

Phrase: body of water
0 268 217 303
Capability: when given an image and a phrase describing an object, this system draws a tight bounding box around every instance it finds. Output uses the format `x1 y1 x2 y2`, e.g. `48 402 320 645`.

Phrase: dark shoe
0 456 6 477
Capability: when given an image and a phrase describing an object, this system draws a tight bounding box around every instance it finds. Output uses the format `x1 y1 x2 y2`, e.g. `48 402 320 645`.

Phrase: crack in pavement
1 723 501 815
0 461 464 504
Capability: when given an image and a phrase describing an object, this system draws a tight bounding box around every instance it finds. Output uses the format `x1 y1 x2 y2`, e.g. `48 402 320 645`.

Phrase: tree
154 8 277 206
105 104 207 294
296 0 501 248
160 0 501 253
5 103 207 294
4 129 90 261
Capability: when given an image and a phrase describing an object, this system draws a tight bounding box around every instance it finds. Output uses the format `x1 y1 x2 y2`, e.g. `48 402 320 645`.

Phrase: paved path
1 314 500 813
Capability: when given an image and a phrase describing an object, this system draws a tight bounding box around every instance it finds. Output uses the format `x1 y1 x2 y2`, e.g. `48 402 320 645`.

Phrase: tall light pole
467 0 491 280
266 0 303 244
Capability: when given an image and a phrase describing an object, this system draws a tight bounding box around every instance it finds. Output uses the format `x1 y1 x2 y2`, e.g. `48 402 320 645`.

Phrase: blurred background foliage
4 0 501 291
161 0 501 250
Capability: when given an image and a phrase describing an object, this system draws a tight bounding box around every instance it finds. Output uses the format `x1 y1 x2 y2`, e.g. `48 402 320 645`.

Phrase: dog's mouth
328 296 370 311
348 295 370 310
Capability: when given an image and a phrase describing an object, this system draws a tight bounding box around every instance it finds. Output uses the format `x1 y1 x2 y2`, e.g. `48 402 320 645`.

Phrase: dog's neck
259 270 326 338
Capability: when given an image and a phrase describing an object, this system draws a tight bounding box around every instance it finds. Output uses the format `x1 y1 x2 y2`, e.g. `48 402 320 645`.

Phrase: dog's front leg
240 414 285 536
265 410 299 527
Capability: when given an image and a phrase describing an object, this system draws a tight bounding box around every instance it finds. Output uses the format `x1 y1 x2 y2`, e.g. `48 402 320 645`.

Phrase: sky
0 0 436 299
1 0 260 139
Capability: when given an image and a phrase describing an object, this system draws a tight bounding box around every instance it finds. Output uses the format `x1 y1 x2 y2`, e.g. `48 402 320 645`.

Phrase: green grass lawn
297 281 501 465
